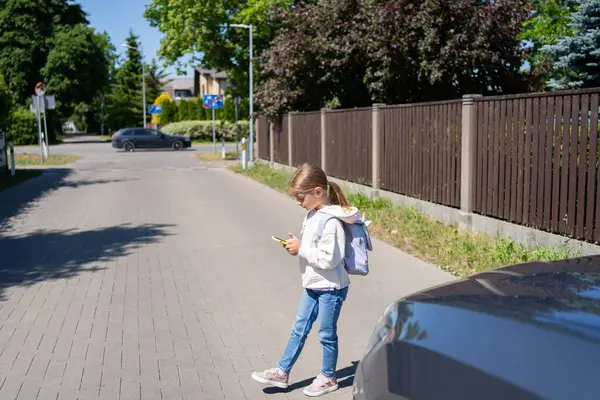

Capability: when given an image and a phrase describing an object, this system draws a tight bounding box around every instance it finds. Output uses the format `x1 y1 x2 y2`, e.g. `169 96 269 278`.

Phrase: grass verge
192 139 237 145
15 154 80 167
231 163 580 277
0 169 43 192
195 151 237 161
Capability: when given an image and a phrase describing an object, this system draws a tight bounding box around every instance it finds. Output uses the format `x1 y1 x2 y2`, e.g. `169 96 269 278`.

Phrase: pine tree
106 31 144 129
188 99 198 121
177 100 189 121
542 0 600 89
196 97 206 120
161 99 176 124
223 96 235 122
146 59 168 126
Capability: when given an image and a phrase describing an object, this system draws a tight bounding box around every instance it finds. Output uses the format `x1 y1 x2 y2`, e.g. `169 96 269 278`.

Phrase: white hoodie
297 205 359 290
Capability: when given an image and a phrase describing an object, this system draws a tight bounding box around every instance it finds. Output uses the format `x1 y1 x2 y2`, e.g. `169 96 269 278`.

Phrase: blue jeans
278 287 349 378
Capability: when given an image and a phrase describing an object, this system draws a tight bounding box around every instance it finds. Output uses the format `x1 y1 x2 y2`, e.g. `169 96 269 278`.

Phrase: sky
78 0 190 78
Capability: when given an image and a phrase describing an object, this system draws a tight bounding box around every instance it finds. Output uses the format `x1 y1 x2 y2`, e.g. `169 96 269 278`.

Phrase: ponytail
289 163 349 207
328 181 349 207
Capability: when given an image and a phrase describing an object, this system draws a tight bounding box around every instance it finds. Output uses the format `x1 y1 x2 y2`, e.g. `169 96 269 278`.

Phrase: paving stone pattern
0 144 454 399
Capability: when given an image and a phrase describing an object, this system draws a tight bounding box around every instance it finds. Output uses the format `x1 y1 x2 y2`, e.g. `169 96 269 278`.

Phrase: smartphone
271 236 288 246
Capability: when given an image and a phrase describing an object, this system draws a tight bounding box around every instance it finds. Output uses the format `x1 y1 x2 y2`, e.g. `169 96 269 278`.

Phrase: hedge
6 107 37 145
161 120 250 141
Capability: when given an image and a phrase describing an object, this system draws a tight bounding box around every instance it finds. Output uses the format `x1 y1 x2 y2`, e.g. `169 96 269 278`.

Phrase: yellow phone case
271 236 288 246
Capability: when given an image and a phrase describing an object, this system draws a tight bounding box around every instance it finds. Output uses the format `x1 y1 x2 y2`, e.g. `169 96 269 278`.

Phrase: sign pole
212 108 216 154
42 99 49 158
34 82 47 163
36 96 43 163
234 97 239 160
9 142 15 176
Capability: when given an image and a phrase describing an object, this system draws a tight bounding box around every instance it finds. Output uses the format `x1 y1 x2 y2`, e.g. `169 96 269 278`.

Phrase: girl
252 163 358 397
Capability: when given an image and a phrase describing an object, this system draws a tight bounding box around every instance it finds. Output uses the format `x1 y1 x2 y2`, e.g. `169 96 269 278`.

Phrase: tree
161 99 177 124
0 74 12 130
256 0 534 117
223 96 234 122
188 99 198 121
106 31 145 130
143 0 307 101
41 25 112 121
542 0 600 89
256 0 370 117
520 0 579 87
146 59 168 108
0 0 87 103
0 0 118 137
363 0 533 103
196 97 206 120
177 100 189 121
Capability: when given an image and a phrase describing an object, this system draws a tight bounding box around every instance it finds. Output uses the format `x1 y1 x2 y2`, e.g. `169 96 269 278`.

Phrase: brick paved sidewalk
0 150 454 400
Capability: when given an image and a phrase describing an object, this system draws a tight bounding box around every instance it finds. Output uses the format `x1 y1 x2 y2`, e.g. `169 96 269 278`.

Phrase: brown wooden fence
326 108 372 185
473 88 600 242
291 112 321 167
257 86 600 244
257 117 270 160
273 115 289 164
380 100 462 208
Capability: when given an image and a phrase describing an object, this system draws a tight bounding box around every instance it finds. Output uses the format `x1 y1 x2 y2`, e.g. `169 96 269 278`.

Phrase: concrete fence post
321 109 327 173
288 112 293 166
371 103 385 200
269 120 275 168
459 94 481 228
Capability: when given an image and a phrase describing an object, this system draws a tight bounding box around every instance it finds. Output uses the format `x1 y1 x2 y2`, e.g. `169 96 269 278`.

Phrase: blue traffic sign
148 105 162 114
203 94 224 109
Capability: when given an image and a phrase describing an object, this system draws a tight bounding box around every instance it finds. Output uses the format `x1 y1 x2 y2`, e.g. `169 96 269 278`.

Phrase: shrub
0 74 12 129
161 120 250 141
6 107 37 145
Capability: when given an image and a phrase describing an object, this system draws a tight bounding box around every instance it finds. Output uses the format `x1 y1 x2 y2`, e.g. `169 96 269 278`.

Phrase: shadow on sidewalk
0 223 174 301
0 168 136 234
263 361 359 394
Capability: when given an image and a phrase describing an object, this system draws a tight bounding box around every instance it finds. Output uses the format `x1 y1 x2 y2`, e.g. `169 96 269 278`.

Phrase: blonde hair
289 163 348 207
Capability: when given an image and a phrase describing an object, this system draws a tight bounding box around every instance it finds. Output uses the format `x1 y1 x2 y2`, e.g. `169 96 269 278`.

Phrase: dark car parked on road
353 256 600 400
111 128 191 151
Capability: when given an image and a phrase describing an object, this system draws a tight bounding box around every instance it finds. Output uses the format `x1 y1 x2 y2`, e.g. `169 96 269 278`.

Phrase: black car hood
358 257 600 400
405 256 600 341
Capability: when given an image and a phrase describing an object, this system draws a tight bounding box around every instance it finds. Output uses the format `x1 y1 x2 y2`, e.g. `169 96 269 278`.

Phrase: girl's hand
285 233 300 256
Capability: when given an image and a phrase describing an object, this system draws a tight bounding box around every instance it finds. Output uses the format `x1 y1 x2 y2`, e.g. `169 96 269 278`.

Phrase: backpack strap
315 214 339 242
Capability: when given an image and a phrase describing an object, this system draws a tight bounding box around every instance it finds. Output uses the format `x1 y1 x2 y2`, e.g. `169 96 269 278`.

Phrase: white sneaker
303 373 339 397
251 368 289 389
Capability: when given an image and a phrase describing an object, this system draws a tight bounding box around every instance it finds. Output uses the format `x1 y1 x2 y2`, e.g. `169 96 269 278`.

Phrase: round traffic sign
34 82 46 96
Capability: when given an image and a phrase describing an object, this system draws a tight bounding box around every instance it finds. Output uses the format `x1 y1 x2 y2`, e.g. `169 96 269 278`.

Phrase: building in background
161 67 228 100
194 67 228 97
162 77 195 100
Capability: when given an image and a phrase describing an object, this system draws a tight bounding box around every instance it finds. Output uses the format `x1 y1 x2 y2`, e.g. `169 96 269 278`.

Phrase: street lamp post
230 24 254 166
121 43 147 128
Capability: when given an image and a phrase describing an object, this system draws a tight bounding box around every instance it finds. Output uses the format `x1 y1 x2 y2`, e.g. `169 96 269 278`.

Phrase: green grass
15 154 80 166
192 139 237 145
231 163 580 277
195 151 237 161
0 169 43 192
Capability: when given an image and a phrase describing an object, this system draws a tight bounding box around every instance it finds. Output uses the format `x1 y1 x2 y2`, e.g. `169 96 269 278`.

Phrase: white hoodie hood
318 205 359 224
296 205 357 290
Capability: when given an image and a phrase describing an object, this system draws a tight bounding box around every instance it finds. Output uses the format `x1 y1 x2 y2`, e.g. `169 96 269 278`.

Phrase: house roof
162 77 194 90
195 67 227 79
